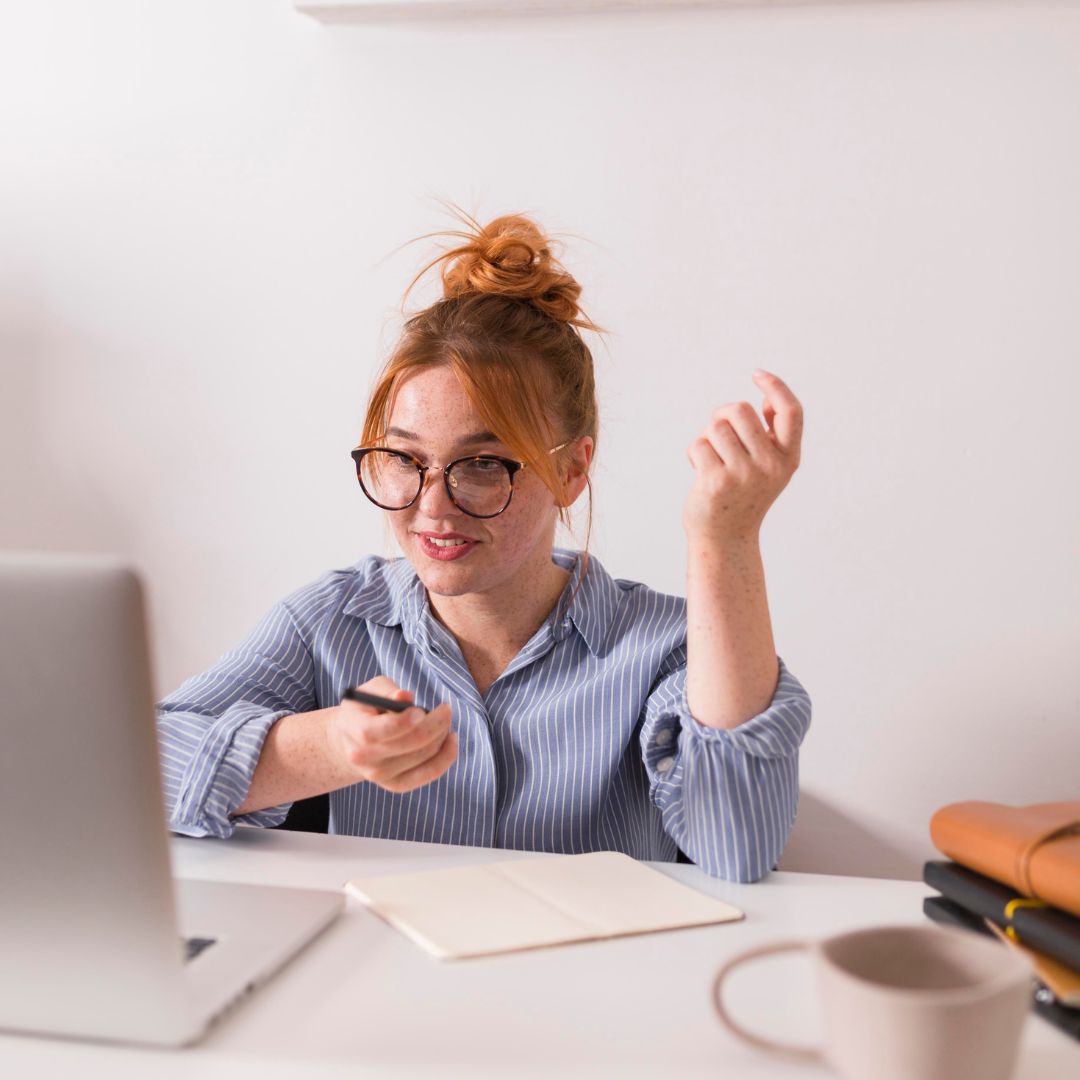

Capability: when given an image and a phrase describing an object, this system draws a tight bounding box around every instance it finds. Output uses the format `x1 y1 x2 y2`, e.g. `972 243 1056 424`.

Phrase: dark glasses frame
350 443 569 520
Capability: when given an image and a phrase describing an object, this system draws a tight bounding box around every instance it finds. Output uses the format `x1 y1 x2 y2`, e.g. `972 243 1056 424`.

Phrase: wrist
321 706 356 786
685 526 762 557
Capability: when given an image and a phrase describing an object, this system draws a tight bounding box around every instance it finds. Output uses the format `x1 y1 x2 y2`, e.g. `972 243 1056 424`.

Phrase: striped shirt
157 548 811 882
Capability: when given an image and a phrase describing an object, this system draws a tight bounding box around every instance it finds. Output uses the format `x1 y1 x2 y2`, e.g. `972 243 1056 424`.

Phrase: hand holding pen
327 678 457 794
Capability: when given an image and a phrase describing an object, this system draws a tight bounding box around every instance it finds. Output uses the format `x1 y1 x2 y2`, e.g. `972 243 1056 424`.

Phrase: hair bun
401 203 601 332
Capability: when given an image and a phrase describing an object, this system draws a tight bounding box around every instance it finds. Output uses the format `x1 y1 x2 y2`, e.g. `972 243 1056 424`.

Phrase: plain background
2 0 1077 879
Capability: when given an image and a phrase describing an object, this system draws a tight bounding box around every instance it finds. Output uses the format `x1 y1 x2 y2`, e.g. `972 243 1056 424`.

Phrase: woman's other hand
326 676 457 794
683 370 803 546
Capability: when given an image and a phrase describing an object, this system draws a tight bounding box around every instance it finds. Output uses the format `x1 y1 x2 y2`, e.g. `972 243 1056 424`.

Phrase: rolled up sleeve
640 654 811 882
156 600 316 838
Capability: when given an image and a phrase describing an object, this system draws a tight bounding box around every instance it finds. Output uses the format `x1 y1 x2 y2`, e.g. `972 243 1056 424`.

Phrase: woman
158 208 810 882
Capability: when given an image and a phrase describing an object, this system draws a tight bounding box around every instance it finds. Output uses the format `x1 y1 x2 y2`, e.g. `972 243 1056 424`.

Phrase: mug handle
712 940 824 1064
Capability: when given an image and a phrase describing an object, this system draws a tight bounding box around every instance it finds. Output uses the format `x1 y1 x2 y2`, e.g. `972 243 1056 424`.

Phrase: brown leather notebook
929 800 1080 919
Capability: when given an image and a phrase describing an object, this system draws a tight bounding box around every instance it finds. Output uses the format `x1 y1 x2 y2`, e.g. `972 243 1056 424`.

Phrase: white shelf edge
294 0 869 24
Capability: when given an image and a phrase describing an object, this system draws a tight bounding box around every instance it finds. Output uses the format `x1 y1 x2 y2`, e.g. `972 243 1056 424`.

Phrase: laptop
0 551 344 1047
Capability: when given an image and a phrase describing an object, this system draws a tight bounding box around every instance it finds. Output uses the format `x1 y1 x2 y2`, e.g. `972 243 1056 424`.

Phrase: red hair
361 203 607 560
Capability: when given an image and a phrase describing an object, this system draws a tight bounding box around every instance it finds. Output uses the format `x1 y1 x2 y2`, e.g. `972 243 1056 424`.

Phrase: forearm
232 707 354 817
685 534 779 729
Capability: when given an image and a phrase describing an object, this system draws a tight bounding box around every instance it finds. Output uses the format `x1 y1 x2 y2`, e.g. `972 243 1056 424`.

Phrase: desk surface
2 828 1077 1078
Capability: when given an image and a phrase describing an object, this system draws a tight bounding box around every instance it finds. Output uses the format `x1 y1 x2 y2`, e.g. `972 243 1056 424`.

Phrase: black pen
341 686 413 713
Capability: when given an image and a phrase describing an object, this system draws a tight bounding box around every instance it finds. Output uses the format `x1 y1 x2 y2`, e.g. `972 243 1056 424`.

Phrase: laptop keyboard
183 935 217 963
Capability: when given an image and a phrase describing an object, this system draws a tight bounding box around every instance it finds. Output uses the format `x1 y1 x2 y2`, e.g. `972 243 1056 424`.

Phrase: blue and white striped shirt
157 548 811 881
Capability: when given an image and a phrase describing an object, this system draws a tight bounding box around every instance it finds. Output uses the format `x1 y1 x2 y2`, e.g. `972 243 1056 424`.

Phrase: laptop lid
1 551 345 1046
0 551 197 1042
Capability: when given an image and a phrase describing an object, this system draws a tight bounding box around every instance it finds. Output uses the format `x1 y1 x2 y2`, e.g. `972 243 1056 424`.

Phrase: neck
427 556 572 662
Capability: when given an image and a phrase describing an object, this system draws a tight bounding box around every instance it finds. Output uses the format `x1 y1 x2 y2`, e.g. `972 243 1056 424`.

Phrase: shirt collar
548 547 620 656
341 556 425 634
341 547 621 657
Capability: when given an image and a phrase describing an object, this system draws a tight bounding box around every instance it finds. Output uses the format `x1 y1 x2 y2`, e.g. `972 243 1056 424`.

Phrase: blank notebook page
345 850 743 959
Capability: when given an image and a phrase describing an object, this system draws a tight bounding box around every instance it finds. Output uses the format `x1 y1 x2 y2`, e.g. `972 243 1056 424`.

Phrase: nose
415 467 458 518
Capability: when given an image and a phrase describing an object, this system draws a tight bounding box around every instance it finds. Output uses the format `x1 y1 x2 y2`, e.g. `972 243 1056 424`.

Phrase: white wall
2 0 1077 880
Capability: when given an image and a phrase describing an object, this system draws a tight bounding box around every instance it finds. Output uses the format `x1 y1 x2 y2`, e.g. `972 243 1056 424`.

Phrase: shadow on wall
778 790 920 881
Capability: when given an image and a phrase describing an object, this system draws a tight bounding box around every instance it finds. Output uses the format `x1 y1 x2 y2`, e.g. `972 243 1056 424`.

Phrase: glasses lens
446 458 513 517
358 450 421 509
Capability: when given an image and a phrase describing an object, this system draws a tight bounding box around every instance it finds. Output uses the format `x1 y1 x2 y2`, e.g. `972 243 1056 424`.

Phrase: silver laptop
0 551 344 1047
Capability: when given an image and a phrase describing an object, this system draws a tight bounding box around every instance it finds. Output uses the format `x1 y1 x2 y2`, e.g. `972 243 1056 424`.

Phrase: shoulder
610 570 685 616
561 549 686 656
277 554 413 631
608 571 687 647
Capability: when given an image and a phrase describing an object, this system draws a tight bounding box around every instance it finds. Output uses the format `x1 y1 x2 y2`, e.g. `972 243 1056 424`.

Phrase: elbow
723 853 776 884
685 845 777 884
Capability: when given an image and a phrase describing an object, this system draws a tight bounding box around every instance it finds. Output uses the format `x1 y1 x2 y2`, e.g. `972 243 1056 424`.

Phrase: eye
386 451 420 472
469 457 505 473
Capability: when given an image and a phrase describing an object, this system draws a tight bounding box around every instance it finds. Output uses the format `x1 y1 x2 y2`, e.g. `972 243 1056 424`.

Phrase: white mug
712 924 1034 1080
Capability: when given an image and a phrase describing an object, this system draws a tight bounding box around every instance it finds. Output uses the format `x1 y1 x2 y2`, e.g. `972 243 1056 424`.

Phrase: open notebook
345 850 744 960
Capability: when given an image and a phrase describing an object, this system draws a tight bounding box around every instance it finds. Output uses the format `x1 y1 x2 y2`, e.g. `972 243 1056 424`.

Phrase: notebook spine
923 861 1080 972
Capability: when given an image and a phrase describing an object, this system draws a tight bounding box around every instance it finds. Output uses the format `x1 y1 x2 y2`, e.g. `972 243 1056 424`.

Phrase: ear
559 436 594 507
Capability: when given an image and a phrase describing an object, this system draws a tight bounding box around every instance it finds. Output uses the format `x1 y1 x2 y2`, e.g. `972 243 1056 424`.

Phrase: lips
415 532 479 562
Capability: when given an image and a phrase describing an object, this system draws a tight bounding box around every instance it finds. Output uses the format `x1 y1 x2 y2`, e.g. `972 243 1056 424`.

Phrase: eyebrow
385 426 502 448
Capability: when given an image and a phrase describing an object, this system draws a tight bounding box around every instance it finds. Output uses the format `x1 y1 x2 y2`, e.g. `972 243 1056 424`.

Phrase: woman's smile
415 531 480 561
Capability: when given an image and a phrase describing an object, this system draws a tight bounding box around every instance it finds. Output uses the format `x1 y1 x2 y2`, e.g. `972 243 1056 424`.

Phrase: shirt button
655 728 673 747
656 756 675 774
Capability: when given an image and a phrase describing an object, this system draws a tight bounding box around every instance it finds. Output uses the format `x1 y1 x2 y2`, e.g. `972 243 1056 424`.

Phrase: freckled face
381 366 562 601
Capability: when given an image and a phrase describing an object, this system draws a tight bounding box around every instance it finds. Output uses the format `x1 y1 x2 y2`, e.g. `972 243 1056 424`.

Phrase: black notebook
923 860 1080 972
923 895 1080 1043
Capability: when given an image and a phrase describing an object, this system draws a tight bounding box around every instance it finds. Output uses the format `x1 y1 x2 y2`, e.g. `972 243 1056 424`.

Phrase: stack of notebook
923 800 1080 1041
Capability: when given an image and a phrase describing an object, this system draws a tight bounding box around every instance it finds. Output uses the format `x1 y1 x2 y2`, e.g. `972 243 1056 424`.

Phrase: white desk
2 827 1077 1078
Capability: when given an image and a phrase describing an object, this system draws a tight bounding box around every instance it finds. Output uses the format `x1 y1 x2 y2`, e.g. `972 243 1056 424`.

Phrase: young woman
158 209 810 882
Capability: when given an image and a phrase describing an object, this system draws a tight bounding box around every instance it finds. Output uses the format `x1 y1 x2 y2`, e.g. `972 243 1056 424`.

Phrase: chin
409 558 484 598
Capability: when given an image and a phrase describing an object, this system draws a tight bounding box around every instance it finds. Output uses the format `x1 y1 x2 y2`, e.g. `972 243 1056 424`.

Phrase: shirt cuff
676 656 811 760
170 704 294 838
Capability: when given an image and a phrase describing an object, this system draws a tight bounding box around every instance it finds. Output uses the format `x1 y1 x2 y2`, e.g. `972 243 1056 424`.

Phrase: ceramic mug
712 924 1034 1080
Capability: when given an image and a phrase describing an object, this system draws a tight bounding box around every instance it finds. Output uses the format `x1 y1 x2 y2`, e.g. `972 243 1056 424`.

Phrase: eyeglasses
350 443 570 520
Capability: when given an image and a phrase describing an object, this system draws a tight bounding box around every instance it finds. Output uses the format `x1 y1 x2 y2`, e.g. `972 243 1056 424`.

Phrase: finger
353 714 451 776
380 732 458 793
378 727 456 783
704 416 749 468
351 702 452 752
752 370 803 455
717 401 774 462
762 397 777 433
686 435 723 475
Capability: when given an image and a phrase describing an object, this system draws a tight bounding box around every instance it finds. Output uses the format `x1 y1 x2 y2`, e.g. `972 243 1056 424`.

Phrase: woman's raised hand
683 370 803 546
327 676 457 794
